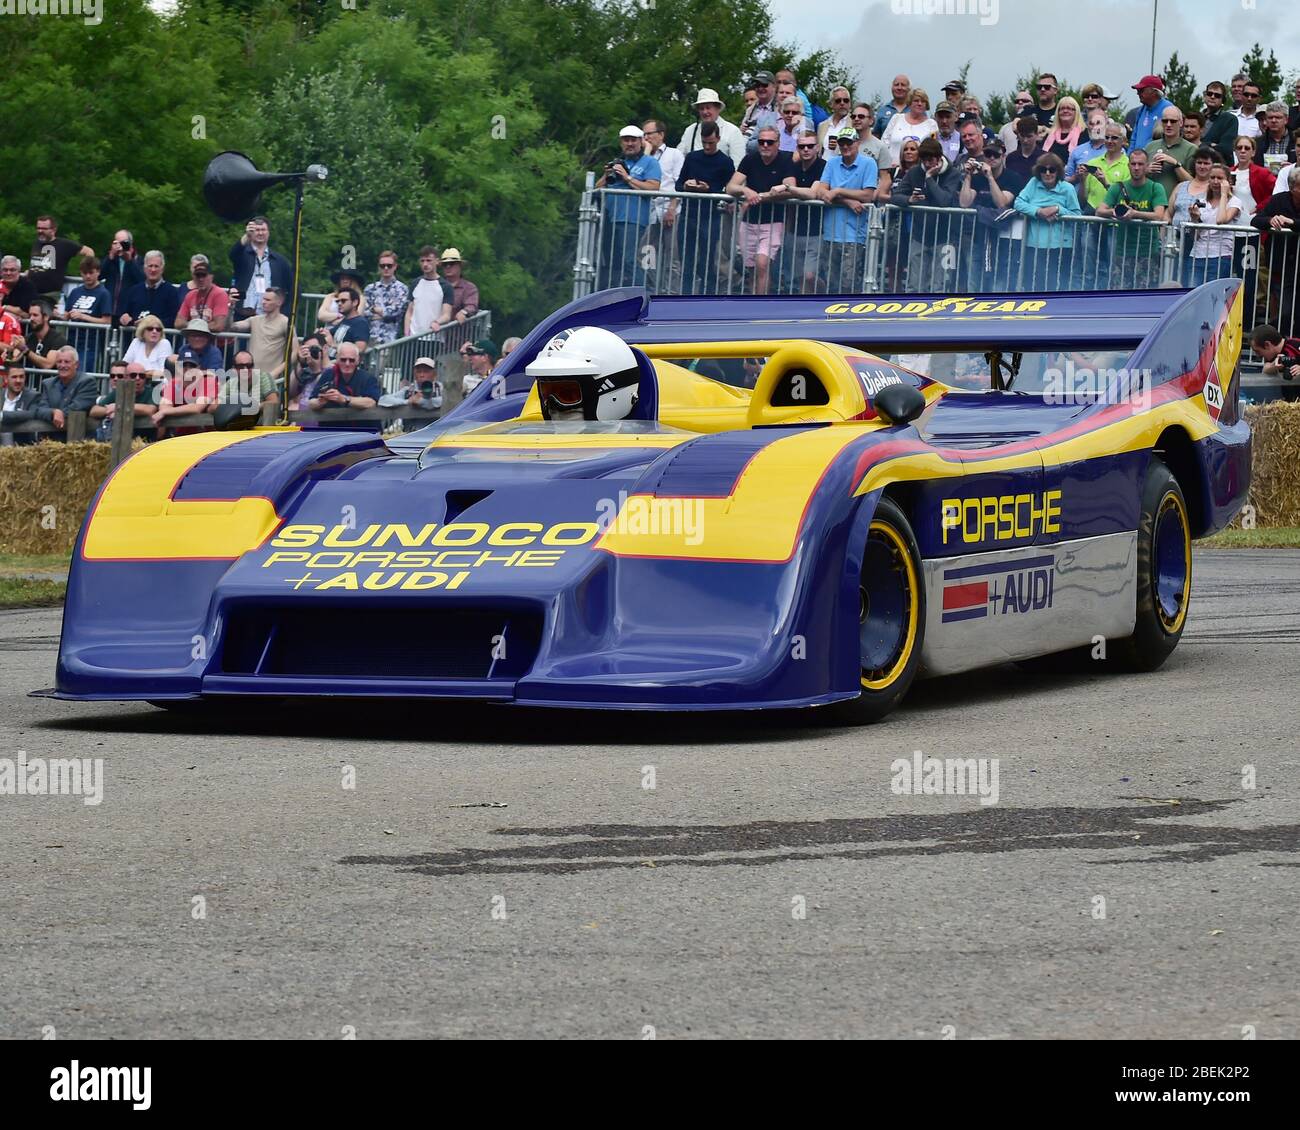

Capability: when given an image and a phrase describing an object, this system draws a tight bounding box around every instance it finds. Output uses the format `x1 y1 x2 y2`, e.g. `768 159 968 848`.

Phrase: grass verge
0 577 66 608
1197 527 1300 549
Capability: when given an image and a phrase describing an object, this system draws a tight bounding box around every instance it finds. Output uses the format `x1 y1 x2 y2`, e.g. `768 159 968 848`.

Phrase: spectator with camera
309 342 380 412
101 230 144 324
958 135 1019 289
740 71 781 154
228 216 293 319
1096 147 1169 288
1250 323 1300 378
389 355 444 415
596 125 662 288
459 338 499 396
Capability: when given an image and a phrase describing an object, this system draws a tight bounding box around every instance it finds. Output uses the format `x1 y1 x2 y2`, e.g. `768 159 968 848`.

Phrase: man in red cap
1126 75 1173 153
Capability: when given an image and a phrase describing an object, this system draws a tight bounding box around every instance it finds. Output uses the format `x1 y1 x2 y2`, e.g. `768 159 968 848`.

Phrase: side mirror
873 383 926 425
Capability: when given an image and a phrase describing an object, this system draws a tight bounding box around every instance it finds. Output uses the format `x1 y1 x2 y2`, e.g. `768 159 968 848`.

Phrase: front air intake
219 606 542 680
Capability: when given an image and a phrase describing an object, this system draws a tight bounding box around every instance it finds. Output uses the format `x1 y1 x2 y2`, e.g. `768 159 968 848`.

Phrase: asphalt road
3 548 1298 1040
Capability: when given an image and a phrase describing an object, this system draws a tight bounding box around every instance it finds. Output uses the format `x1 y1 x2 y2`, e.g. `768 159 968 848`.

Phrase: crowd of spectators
597 66 1300 323
0 216 491 442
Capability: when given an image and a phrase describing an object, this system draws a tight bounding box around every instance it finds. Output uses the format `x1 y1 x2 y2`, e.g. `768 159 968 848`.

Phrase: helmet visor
538 378 585 416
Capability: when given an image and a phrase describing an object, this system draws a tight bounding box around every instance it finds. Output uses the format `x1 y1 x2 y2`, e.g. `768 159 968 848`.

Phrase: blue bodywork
48 284 1250 710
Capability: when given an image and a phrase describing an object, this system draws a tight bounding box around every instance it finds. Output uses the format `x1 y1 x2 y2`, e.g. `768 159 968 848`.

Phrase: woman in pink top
1044 97 1084 163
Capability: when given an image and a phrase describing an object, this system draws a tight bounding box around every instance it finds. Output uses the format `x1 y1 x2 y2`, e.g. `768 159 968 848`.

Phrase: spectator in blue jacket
596 125 662 287
228 216 294 319
120 250 181 329
1014 153 1082 289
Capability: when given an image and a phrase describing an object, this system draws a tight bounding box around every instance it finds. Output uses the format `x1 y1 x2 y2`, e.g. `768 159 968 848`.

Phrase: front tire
823 498 926 724
1113 458 1191 671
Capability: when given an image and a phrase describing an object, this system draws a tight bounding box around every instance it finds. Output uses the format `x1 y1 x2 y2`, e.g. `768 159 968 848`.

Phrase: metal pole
573 172 598 301
1150 0 1158 75
278 180 306 427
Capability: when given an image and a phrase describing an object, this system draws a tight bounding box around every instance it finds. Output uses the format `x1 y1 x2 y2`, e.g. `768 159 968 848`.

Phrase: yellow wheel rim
860 518 920 691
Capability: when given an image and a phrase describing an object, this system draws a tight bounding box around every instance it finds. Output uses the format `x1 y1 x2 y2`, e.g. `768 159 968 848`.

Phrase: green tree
1240 42 1283 103
1161 51 1198 113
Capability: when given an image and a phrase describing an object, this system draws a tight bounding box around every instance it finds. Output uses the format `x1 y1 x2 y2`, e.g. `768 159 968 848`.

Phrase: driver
526 326 641 421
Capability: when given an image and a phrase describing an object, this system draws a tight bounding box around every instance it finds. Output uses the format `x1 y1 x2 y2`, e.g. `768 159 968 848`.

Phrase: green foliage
0 0 850 336
1161 51 1198 114
1240 42 1283 103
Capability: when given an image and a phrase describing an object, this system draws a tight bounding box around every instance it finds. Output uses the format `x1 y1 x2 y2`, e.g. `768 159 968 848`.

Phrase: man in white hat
676 88 746 166
437 247 479 324
596 125 662 288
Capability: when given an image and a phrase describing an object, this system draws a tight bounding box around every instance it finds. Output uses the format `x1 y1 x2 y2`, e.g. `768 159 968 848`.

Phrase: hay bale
0 440 142 555
1244 401 1300 527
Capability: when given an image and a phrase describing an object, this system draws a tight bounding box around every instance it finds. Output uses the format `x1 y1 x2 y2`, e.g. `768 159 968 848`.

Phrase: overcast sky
769 0 1299 105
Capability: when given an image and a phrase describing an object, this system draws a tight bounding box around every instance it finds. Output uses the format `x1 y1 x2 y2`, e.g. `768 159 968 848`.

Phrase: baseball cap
751 70 776 85
957 111 980 125
413 356 438 368
1133 75 1165 92
935 101 956 114
619 125 644 139
942 79 966 92
468 338 499 359
835 125 858 142
983 139 1005 156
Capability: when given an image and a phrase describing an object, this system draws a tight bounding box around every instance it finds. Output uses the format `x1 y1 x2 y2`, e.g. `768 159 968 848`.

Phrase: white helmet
526 326 640 421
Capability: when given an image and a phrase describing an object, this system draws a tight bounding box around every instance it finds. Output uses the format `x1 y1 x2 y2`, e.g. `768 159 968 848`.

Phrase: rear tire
823 499 926 724
1113 458 1191 671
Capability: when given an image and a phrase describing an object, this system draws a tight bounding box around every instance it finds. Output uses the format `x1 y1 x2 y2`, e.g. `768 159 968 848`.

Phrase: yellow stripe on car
82 430 295 560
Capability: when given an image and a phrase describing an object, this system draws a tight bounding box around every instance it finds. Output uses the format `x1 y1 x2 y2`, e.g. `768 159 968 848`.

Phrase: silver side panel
920 532 1137 677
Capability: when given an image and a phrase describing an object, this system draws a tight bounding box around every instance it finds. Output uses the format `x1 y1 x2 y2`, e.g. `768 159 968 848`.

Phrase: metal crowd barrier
368 311 493 394
575 184 1300 334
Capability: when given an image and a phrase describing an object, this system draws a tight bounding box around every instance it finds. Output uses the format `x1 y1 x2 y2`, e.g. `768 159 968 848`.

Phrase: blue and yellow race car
48 283 1250 722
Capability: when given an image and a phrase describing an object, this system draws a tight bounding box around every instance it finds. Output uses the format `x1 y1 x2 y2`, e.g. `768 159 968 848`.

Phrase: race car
45 282 1250 722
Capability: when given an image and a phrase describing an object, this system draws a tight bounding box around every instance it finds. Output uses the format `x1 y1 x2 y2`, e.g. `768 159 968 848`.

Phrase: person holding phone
1095 148 1168 287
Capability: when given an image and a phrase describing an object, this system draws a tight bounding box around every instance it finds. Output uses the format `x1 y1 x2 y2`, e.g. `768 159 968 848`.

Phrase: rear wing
397 284 1241 450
